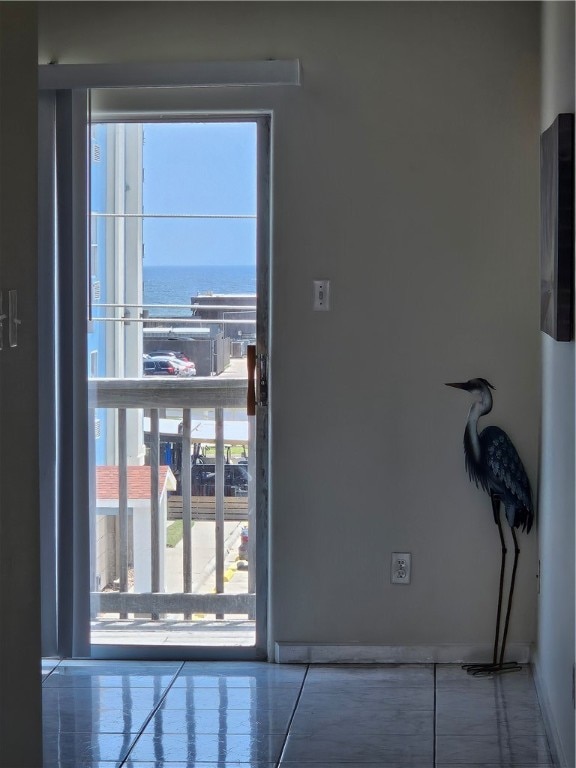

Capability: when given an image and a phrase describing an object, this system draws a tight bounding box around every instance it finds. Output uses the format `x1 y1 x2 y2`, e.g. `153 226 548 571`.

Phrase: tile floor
42 659 555 767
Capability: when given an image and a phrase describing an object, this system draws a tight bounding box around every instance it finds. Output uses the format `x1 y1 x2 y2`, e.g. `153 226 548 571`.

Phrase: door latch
0 293 6 351
247 347 268 411
8 290 21 348
247 345 256 416
258 353 268 407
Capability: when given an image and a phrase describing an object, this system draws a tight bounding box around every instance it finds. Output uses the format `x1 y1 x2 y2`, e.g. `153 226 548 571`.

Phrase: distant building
192 293 256 358
90 122 144 465
142 293 256 374
95 465 176 592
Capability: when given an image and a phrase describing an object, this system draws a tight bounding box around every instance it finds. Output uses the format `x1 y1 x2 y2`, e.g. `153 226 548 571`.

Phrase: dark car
143 358 179 376
148 350 191 362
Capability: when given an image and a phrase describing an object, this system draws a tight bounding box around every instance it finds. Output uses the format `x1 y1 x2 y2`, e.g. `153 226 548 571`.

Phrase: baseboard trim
532 652 568 768
275 642 532 664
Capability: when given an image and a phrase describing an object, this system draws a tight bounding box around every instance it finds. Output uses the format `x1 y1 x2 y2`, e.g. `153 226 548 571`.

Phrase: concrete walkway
164 519 245 594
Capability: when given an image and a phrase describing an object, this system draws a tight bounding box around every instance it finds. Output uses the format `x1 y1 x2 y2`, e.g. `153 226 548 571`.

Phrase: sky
142 122 257 267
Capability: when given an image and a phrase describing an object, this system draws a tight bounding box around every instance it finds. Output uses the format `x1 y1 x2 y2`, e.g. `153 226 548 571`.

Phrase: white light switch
313 280 330 311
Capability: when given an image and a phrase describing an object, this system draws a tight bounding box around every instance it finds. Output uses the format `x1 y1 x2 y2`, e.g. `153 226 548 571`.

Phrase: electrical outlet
391 552 411 585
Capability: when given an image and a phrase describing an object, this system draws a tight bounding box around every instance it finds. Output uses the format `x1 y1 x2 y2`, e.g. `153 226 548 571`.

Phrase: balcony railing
89 377 255 623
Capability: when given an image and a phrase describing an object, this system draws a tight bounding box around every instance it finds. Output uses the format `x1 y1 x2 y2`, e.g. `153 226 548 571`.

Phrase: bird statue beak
445 382 467 389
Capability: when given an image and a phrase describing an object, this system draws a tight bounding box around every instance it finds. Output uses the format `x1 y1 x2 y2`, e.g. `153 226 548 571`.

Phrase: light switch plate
313 280 330 311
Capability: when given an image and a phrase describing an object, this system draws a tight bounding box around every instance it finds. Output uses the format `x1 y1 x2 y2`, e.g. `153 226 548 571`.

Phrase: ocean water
144 264 255 316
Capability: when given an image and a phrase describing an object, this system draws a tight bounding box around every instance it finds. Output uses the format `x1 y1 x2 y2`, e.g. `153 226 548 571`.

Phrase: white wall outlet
313 280 330 310
391 552 412 585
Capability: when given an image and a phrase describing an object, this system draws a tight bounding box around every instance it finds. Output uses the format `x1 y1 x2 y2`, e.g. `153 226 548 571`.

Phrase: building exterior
90 122 145 466
89 123 146 590
96 465 176 593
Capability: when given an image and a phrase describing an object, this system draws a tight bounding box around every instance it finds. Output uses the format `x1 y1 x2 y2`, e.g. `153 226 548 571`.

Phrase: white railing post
181 408 192 618
215 406 225 617
118 408 129 619
150 408 160 619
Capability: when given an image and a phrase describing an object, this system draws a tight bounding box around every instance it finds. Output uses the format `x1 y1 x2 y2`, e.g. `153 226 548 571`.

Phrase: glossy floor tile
41 661 554 767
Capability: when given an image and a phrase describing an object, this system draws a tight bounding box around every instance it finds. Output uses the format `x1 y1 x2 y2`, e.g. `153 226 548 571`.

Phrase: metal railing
89 377 255 621
90 300 257 325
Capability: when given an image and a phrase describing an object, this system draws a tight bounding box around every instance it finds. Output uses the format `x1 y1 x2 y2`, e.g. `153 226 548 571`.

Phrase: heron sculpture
446 378 533 676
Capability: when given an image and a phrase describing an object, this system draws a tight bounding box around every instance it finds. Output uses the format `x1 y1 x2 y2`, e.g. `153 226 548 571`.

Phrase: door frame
39 71 276 661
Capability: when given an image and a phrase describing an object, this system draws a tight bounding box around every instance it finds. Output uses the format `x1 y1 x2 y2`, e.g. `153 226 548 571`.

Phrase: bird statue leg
496 526 522 673
464 492 507 676
492 496 507 666
466 522 522 677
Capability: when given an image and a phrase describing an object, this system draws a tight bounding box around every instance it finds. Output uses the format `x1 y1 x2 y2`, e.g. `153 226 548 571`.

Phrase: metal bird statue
446 378 533 676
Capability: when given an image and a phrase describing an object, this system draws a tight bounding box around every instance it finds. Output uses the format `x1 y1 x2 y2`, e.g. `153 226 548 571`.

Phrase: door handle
247 344 256 416
0 292 6 351
8 290 21 348
258 353 268 407
247 345 268 411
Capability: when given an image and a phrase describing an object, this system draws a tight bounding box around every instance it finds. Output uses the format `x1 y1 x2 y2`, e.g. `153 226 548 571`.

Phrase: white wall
534 3 576 766
38 2 541 654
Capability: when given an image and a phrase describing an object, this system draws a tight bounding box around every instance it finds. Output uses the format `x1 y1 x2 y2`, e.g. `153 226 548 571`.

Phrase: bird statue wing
480 425 533 532
463 436 490 494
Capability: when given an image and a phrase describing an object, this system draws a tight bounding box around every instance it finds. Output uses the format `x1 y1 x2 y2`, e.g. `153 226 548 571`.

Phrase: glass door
87 115 269 657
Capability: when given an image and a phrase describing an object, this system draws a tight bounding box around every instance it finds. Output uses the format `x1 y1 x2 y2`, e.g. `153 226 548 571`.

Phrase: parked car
168 358 196 376
144 355 196 377
148 350 192 362
143 358 180 376
147 351 196 375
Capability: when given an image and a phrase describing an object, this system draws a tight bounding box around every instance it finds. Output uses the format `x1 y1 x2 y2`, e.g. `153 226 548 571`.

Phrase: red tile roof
96 465 176 501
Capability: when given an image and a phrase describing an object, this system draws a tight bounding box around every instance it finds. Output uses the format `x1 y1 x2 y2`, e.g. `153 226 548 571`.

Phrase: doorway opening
86 117 268 654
